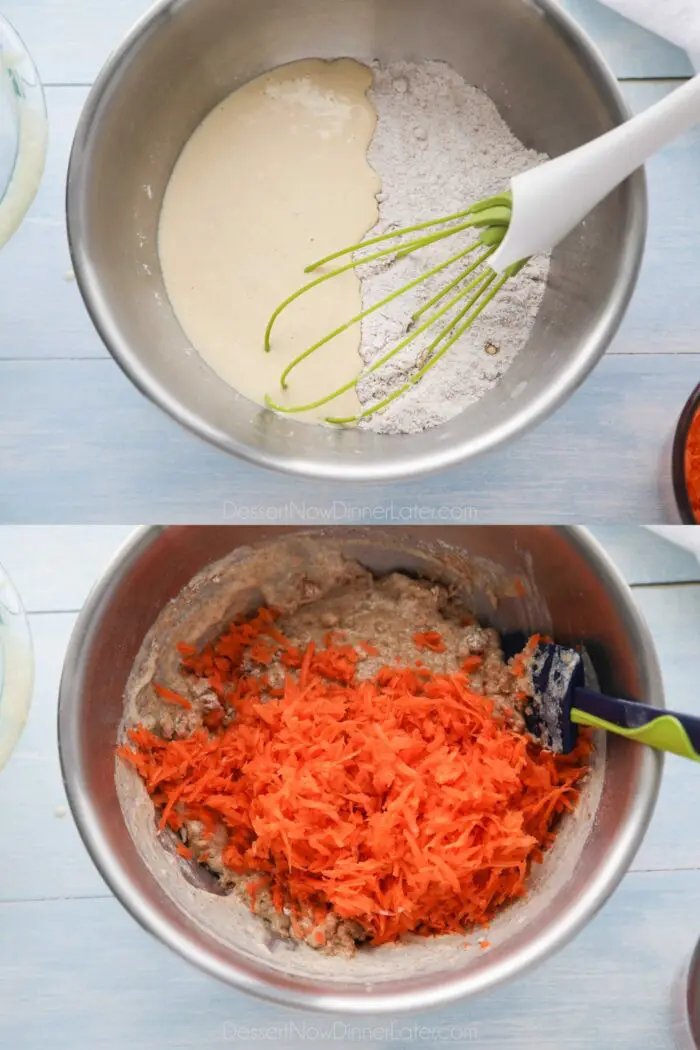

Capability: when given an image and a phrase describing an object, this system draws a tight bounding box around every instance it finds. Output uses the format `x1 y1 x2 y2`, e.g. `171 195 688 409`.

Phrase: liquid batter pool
158 59 380 425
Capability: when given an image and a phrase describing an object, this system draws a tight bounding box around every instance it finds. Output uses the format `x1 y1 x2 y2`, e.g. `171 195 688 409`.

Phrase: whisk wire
305 208 475 272
412 243 496 321
266 262 493 413
264 205 513 356
264 220 479 354
327 269 510 425
417 271 496 368
263 191 520 423
303 196 510 272
277 240 487 390
266 266 500 418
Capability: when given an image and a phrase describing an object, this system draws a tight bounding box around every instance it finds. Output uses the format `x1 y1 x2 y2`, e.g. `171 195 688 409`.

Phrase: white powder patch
265 76 355 134
357 61 550 434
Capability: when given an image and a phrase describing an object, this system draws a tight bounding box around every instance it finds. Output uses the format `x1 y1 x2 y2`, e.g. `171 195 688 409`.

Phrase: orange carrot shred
413 631 446 653
686 408 700 521
118 615 591 948
461 655 482 673
153 683 192 709
249 642 275 665
176 843 193 859
203 708 224 730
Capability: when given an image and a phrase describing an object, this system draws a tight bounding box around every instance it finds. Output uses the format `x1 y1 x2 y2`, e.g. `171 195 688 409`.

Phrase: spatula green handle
571 689 700 762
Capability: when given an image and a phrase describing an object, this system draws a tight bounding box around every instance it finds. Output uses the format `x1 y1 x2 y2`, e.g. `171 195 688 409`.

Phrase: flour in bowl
358 61 550 434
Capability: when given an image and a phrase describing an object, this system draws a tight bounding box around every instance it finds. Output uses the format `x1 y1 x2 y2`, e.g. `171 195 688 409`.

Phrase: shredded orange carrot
413 630 446 653
510 633 543 677
119 612 591 947
153 683 192 710
461 655 482 673
686 408 700 522
176 843 193 859
203 708 225 730
249 642 275 665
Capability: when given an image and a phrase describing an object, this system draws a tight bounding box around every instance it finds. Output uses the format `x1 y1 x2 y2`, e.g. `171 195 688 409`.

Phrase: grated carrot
413 631 446 653
686 408 700 522
119 612 591 947
510 634 543 678
153 683 192 709
461 655 482 673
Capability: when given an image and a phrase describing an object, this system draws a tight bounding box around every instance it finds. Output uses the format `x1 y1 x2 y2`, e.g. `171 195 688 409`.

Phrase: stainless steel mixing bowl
58 526 662 1013
66 0 646 481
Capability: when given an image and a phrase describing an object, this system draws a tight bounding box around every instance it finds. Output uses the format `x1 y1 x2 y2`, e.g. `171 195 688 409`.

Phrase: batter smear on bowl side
158 59 549 433
117 547 590 956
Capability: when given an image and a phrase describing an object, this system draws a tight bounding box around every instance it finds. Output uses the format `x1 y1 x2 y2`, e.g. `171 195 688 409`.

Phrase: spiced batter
120 546 536 954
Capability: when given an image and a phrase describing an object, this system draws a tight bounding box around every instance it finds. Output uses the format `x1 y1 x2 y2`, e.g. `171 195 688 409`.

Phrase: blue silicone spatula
515 640 700 762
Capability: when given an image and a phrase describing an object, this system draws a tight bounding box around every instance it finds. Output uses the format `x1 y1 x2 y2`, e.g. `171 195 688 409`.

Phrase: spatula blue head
500 632 584 754
503 634 700 762
527 643 585 755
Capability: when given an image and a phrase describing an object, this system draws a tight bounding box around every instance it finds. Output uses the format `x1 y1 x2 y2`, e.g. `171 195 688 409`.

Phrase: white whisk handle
491 73 700 272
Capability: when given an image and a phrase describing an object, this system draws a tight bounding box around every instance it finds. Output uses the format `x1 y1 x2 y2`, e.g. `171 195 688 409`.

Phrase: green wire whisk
263 191 527 425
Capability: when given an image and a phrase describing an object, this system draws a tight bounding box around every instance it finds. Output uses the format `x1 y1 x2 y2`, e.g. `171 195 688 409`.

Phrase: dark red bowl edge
672 382 700 525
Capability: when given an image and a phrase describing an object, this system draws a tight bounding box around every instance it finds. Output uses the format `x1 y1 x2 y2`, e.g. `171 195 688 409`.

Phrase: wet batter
158 59 380 423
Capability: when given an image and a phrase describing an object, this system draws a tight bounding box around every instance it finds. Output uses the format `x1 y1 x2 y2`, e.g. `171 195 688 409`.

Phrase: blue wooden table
1 524 699 1049
0 0 699 524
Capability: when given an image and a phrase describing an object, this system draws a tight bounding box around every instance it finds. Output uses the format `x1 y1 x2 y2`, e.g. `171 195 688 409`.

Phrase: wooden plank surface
0 871 697 1050
593 526 700 584
0 354 693 523
1 0 698 1039
0 526 133 611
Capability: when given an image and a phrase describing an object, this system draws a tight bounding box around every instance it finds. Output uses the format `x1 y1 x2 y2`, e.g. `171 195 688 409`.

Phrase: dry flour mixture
359 60 550 434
